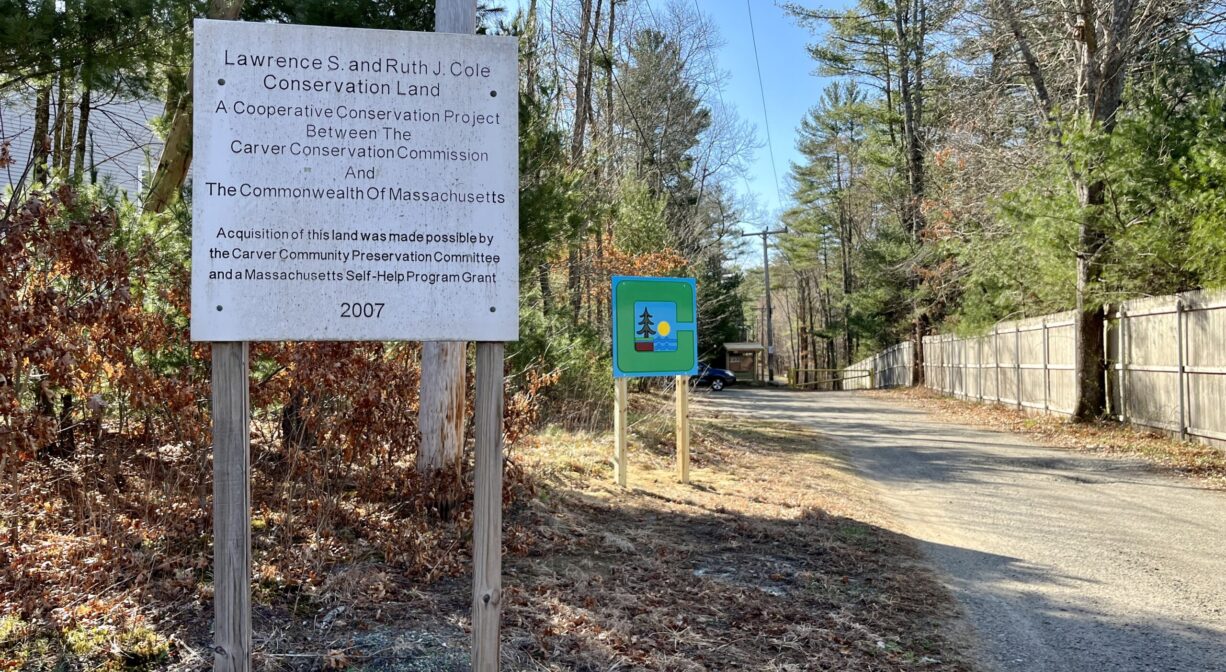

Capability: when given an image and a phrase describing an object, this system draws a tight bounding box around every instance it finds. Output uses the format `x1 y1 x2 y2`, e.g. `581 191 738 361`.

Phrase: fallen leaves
875 387 1226 489
500 403 973 670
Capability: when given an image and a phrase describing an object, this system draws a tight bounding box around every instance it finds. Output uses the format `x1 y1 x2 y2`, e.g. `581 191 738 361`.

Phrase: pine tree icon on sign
633 301 677 352
637 308 656 338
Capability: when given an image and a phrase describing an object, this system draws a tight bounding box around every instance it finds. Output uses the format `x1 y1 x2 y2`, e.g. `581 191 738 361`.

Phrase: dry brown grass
498 394 972 671
2 393 974 670
873 387 1226 489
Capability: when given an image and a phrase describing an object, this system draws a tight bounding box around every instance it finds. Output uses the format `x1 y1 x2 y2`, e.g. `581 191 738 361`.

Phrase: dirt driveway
700 387 1226 672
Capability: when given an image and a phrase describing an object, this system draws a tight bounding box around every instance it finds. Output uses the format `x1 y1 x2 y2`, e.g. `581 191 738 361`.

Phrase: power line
745 0 783 212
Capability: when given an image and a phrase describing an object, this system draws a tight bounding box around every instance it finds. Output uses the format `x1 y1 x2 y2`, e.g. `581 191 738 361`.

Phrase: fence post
1176 297 1186 440
1042 319 1049 414
977 335 983 402
1015 325 1022 409
1119 305 1128 423
957 337 963 398
947 336 953 394
951 337 957 397
994 325 1001 404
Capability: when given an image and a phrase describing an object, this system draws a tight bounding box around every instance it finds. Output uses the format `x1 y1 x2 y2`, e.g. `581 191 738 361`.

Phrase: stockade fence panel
923 311 1078 415
843 341 913 390
789 368 871 391
915 289 1226 447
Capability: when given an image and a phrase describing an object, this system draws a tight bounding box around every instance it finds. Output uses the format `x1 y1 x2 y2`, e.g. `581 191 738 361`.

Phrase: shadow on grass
492 487 1226 672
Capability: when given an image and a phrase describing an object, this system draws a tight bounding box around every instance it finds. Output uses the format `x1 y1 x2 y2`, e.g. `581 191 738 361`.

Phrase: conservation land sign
190 19 518 342
611 276 699 377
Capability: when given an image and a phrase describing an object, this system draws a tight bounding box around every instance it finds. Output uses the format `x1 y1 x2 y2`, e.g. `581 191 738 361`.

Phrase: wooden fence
843 341 914 390
921 289 1226 446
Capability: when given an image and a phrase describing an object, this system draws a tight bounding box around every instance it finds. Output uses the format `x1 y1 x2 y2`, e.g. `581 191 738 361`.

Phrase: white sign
190 20 519 342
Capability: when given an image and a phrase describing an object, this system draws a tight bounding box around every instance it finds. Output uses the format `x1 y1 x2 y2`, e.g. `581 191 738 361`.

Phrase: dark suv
691 363 737 391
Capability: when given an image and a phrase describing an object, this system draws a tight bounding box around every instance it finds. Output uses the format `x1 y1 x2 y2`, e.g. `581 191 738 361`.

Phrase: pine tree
637 308 656 338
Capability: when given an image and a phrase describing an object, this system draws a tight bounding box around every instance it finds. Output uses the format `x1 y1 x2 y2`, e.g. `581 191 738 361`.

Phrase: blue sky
502 0 840 232
695 0 823 224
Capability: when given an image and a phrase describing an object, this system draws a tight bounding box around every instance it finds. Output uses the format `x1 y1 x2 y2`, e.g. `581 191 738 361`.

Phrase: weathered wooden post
977 335 983 402
472 342 505 670
1015 325 1022 409
1042 320 1050 413
613 378 629 487
675 375 690 483
1175 297 1186 440
430 2 508 666
994 325 1001 404
1119 304 1129 422
211 342 250 672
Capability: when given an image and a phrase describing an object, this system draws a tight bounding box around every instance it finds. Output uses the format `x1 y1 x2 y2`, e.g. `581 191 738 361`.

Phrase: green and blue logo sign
612 276 698 378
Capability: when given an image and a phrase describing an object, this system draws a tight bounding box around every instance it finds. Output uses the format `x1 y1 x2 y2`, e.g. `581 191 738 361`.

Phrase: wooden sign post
430 4 506 670
610 276 699 486
211 342 250 671
193 9 517 670
675 375 690 484
472 341 505 669
613 377 629 487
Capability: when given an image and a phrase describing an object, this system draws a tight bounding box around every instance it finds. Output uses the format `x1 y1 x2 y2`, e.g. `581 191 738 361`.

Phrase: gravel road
700 387 1226 672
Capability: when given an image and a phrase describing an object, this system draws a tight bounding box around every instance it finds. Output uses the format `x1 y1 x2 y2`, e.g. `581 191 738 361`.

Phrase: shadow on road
692 386 1226 672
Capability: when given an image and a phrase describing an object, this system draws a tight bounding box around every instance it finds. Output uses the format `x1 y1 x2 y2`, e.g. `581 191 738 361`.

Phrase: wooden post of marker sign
613 378 629 487
675 375 690 483
472 342 505 671
212 342 251 672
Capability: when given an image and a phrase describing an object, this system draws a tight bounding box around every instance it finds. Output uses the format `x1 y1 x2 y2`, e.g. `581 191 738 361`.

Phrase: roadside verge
872 387 1226 489
500 394 974 670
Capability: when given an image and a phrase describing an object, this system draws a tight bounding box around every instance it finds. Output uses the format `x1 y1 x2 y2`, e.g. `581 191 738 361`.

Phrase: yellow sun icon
657 321 671 337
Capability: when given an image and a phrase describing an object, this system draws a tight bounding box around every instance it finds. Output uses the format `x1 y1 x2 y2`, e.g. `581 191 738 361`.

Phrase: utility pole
742 227 786 383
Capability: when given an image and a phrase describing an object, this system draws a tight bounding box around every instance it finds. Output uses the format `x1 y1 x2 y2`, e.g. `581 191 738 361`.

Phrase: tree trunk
72 85 91 183
538 263 552 311
280 387 314 450
565 0 596 327
570 0 595 163
1066 0 1128 420
1072 178 1107 420
32 82 51 184
59 84 75 170
415 0 478 519
417 342 467 515
568 246 581 323
594 227 605 328
912 315 927 386
143 0 245 214
893 0 925 238
51 73 70 171
605 0 615 167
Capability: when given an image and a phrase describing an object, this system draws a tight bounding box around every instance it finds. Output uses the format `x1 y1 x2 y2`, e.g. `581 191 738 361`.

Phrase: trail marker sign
610 276 698 488
190 19 518 342
611 276 699 377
